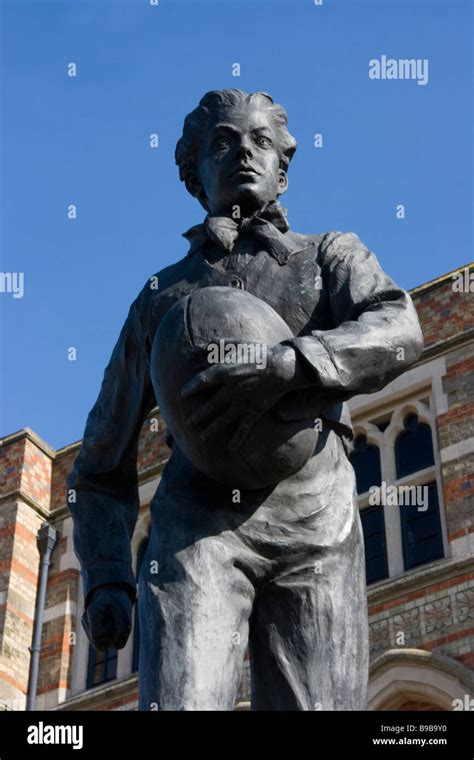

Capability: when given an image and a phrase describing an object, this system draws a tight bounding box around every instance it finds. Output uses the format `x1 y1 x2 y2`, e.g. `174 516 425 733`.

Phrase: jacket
67 224 424 606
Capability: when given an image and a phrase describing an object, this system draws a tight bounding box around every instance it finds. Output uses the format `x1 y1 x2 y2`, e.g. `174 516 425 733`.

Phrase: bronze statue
68 90 423 710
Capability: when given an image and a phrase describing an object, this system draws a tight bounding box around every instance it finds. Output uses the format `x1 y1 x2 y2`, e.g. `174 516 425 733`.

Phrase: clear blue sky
1 0 472 449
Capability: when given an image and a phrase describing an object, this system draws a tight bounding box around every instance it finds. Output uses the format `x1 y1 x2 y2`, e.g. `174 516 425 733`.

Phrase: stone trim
367 555 474 606
409 263 473 297
51 674 139 711
0 493 50 521
370 648 474 691
0 428 56 458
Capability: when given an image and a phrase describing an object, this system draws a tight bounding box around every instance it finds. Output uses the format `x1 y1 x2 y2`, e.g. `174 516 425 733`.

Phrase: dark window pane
360 505 388 584
395 414 434 478
86 645 118 689
350 435 382 495
132 538 149 673
400 482 444 570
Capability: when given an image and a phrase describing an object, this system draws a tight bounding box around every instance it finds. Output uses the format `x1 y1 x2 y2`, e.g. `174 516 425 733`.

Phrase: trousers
137 426 369 711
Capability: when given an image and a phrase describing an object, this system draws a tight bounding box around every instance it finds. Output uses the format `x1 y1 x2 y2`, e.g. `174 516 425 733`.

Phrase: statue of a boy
68 89 423 710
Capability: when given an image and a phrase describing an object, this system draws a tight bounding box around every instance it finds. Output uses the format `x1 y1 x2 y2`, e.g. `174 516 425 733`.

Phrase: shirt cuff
82 561 137 608
283 335 342 390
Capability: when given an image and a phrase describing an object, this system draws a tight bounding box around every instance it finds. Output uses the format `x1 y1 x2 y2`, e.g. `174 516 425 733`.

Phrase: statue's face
194 102 288 216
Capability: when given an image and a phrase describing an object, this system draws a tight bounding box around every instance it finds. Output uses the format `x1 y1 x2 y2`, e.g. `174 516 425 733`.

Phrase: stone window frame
118 509 152 680
69 506 152 696
355 397 449 582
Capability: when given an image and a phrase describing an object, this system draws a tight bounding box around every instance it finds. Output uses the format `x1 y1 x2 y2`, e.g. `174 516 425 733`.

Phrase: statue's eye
214 136 231 150
256 136 271 147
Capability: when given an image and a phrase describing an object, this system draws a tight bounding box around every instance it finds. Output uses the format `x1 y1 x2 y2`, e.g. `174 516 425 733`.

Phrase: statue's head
175 89 296 216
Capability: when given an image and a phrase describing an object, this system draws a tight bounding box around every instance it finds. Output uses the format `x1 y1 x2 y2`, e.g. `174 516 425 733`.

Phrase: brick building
0 263 473 711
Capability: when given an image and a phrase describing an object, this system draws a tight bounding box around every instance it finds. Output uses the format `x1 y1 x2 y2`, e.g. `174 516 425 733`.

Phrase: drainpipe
26 522 58 711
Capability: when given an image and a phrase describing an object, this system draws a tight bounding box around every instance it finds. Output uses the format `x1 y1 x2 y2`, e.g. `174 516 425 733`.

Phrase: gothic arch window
351 434 387 584
132 537 149 673
395 413 435 478
351 434 382 495
352 399 446 586
395 414 443 571
360 504 389 585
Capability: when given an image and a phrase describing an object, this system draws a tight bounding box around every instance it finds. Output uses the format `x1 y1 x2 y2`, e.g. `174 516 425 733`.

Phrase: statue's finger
180 366 223 398
200 408 239 444
228 413 260 451
187 387 230 427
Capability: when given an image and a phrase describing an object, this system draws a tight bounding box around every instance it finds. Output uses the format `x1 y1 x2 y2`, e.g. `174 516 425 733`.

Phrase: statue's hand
82 584 133 651
182 343 310 451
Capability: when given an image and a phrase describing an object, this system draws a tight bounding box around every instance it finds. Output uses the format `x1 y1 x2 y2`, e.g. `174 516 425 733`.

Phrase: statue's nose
235 138 253 160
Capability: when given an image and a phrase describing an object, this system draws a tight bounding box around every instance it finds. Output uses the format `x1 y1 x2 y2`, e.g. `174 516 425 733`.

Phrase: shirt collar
181 201 306 265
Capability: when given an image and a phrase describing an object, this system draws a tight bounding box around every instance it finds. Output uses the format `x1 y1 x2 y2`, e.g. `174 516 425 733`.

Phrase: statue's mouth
229 165 260 178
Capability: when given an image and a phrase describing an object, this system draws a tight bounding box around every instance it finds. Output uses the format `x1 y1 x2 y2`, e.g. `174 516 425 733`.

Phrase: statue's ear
185 174 210 211
278 169 288 196
185 174 202 199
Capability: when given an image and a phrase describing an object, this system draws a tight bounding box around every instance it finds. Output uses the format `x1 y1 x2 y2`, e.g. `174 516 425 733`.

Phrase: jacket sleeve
287 232 424 397
67 289 156 607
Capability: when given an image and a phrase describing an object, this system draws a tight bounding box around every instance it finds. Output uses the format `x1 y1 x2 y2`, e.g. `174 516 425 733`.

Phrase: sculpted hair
175 89 297 210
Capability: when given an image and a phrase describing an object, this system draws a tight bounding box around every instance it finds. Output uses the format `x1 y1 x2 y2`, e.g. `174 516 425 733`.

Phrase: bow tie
182 201 302 265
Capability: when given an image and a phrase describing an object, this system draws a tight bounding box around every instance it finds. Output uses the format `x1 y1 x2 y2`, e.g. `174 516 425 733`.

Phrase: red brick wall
0 499 43 706
412 268 474 350
50 449 78 512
